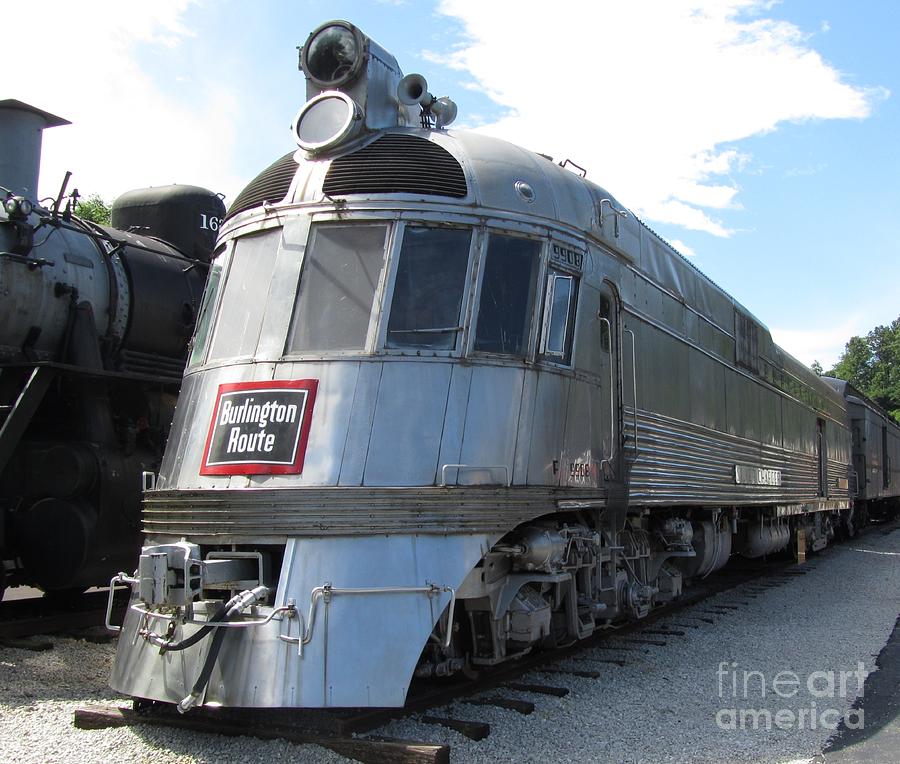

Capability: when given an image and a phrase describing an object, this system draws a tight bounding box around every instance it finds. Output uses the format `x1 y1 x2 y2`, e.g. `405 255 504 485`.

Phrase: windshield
286 224 388 353
386 226 472 351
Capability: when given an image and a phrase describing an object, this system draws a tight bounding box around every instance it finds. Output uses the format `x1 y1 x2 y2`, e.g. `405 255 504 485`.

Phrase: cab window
286 224 388 353
188 244 227 367
386 226 471 350
473 234 541 357
540 269 578 363
208 230 281 360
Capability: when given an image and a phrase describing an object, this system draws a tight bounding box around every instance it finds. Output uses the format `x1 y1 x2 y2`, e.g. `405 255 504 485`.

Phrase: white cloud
772 316 866 369
436 0 885 236
668 239 698 258
5 1 245 203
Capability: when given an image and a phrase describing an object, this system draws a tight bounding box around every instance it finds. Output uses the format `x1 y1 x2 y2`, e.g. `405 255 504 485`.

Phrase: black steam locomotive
0 99 225 598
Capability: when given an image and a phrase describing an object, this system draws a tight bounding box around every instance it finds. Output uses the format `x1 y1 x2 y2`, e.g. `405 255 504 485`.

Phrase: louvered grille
323 134 467 198
226 152 297 219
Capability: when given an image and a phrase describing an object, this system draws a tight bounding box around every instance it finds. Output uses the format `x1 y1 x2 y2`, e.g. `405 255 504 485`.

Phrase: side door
597 281 623 481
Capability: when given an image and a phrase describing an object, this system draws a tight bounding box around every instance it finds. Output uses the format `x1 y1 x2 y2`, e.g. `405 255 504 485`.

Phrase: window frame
538 266 580 366
205 228 284 363
186 241 231 370
283 221 392 357
376 220 478 357
469 230 544 361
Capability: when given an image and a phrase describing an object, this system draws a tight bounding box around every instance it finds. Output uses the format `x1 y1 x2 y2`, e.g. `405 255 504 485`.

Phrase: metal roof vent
226 152 297 219
323 134 467 198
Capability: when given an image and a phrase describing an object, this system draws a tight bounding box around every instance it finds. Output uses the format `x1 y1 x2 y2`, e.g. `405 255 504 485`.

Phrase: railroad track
0 588 128 644
72 517 898 764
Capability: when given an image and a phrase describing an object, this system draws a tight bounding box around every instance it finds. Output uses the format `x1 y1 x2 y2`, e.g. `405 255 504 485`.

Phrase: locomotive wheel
12 498 94 592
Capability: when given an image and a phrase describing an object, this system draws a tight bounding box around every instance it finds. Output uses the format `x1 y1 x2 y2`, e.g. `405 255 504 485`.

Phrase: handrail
278 582 456 655
624 327 638 454
440 463 510 487
104 572 138 633
106 573 456 658
598 317 615 455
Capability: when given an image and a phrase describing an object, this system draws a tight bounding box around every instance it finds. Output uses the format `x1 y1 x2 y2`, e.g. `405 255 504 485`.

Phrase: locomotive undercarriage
413 504 848 679
110 500 853 709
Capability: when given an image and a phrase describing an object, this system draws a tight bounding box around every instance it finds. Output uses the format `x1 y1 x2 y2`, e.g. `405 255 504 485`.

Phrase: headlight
301 21 365 88
4 196 33 218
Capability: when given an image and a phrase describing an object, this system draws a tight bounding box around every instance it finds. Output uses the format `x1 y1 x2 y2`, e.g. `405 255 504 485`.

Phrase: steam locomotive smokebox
111 185 225 262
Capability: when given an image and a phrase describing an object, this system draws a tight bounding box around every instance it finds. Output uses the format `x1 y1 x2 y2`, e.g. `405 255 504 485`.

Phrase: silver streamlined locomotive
0 100 225 598
108 21 900 711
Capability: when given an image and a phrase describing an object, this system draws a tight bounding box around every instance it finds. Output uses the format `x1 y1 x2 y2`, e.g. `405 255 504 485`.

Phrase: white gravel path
1 525 897 764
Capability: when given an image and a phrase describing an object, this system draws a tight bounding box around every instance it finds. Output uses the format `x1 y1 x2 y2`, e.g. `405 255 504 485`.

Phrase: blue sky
10 1 898 368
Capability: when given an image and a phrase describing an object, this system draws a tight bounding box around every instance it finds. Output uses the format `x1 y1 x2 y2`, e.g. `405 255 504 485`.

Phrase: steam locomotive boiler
108 21 895 712
0 99 225 597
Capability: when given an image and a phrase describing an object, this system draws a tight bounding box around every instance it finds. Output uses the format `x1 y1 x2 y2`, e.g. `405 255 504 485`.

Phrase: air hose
176 585 268 713
155 603 227 653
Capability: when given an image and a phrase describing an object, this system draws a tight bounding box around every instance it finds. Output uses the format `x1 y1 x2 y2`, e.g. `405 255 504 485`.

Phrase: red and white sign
200 379 318 476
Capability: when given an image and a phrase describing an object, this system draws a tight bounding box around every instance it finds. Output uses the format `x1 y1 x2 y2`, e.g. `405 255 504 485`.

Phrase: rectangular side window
286 224 388 353
540 270 578 362
208 230 281 360
473 234 541 357
735 310 760 373
188 246 227 368
598 293 612 353
386 226 472 350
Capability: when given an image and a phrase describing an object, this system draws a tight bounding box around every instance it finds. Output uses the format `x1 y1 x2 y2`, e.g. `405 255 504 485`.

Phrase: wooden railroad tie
579 658 632 667
419 715 490 741
615 637 667 647
674 615 715 624
537 667 602 679
73 705 450 764
0 637 53 651
461 697 534 715
505 682 569 697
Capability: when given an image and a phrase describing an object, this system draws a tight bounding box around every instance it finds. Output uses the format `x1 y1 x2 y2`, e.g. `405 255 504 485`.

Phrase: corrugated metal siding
626 408 848 505
141 486 596 539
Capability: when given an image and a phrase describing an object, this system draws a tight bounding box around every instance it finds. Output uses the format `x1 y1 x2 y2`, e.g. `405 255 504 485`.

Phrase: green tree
810 360 823 376
74 194 111 225
828 317 900 420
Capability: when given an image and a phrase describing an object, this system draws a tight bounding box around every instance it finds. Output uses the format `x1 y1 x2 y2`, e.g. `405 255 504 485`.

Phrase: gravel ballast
1 525 897 764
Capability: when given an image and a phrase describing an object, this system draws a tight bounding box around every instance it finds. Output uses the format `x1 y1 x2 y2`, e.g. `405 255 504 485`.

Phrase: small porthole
515 180 535 203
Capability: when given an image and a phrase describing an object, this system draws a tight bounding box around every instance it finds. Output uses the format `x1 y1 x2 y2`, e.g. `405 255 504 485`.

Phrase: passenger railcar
824 377 900 521
0 100 224 598
108 21 897 711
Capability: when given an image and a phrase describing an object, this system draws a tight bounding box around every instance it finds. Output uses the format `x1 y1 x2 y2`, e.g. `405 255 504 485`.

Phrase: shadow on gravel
0 634 122 706
814 614 900 764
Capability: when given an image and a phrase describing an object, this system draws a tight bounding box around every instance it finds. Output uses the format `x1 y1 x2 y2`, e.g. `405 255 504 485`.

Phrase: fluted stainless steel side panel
626 408 850 506
141 486 602 541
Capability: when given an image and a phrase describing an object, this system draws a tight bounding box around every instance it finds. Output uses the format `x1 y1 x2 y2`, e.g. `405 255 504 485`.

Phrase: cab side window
540 269 578 363
208 230 282 360
188 244 227 367
473 234 541 357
